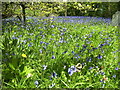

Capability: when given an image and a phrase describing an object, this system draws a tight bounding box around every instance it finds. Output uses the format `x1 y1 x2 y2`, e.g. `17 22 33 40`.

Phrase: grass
1 16 120 88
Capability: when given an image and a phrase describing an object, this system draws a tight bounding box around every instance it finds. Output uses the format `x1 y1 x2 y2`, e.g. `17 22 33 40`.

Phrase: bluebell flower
28 43 33 47
97 54 102 59
115 67 119 70
96 66 99 68
100 80 103 82
14 32 16 34
68 68 74 76
5 53 9 55
52 55 55 59
51 72 57 78
68 65 77 76
12 37 18 39
40 41 44 44
49 83 55 88
39 49 42 53
112 75 116 78
82 45 87 48
60 33 64 35
59 40 64 43
52 34 55 36
63 28 67 31
100 72 105 75
34 80 39 87
50 25 55 28
89 67 93 70
92 47 98 50
22 40 27 44
99 43 106 48
71 51 74 54
18 35 22 37
77 56 81 58
42 65 47 70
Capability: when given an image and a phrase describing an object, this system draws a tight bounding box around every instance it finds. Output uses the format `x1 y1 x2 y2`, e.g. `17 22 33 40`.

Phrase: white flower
26 73 33 78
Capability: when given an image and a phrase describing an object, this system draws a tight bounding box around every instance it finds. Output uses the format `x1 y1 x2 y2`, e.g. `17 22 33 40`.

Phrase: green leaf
9 63 15 70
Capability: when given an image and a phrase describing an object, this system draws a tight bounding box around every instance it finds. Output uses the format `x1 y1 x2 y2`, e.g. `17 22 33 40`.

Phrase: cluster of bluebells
68 65 77 76
50 72 57 80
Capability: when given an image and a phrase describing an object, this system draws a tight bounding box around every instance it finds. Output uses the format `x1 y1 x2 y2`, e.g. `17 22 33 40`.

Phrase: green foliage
2 2 118 19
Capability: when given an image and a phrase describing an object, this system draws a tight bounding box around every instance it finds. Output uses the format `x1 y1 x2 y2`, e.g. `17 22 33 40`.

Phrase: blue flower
39 49 42 53
82 45 87 48
18 35 22 37
112 75 116 78
60 33 64 35
51 72 57 78
115 67 119 70
34 80 39 87
92 47 98 50
71 51 74 54
99 43 106 48
89 67 93 70
68 65 77 76
97 54 102 59
28 43 33 47
49 83 55 88
100 72 105 75
12 37 18 39
40 41 44 44
52 55 55 59
50 25 55 28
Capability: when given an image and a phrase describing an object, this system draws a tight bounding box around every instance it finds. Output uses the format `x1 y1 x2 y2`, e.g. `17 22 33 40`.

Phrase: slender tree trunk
65 2 67 16
20 2 26 24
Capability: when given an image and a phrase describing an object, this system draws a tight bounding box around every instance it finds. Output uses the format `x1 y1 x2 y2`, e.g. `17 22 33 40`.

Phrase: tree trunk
65 2 67 16
20 2 26 24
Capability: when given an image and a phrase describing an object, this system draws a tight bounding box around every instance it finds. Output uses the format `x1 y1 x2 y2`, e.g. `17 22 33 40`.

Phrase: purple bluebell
52 34 55 36
68 65 77 76
18 35 22 37
99 43 106 48
34 80 39 87
52 55 55 59
97 54 102 59
60 33 64 35
115 67 119 70
89 67 93 70
40 41 44 44
92 47 98 50
50 25 55 28
12 37 18 39
62 51 67 54
71 51 74 54
28 43 33 47
100 72 105 75
39 49 42 53
49 83 55 88
112 75 116 78
82 45 87 48
51 72 57 78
